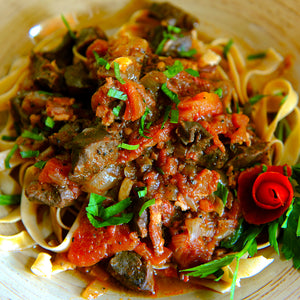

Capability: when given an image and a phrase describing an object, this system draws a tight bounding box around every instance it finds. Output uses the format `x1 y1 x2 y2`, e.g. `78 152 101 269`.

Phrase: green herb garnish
34 160 47 169
139 198 156 216
163 60 184 78
170 109 179 124
107 88 128 101
249 94 265 105
21 130 43 141
179 48 197 58
93 51 110 70
281 198 300 268
184 68 200 77
268 221 280 255
139 107 152 139
1 135 17 141
112 105 122 117
161 105 172 129
167 25 181 34
214 88 223 98
214 181 229 205
0 194 21 205
113 62 125 84
161 83 180 106
45 116 55 129
20 150 39 159
5 144 18 169
86 193 133 228
247 52 267 60
223 39 234 59
61 14 76 39
118 143 139 150
136 186 147 198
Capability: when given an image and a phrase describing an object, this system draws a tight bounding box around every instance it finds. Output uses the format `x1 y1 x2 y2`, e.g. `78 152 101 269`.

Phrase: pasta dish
0 2 299 299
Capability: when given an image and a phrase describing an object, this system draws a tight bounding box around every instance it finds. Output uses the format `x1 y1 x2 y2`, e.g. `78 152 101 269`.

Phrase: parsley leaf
21 130 44 141
107 88 128 101
118 143 139 150
113 62 125 84
0 194 21 205
5 144 18 169
249 94 266 105
214 181 229 205
61 14 76 39
247 52 267 60
139 107 152 139
223 39 234 59
281 198 300 269
139 199 155 216
184 68 200 77
163 60 184 78
161 83 180 106
34 160 47 169
268 221 280 255
86 193 133 228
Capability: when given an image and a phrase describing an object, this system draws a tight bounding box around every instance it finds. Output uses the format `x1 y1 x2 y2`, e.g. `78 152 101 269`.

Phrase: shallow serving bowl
0 0 299 299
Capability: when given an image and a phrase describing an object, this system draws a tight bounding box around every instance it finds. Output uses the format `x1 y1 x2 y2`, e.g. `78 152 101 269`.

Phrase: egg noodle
0 3 299 298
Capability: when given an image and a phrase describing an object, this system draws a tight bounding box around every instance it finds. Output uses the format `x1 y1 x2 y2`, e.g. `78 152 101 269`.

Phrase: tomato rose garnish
238 165 293 225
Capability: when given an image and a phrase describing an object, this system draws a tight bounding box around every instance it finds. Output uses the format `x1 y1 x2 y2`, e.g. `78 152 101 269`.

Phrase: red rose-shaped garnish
238 165 293 225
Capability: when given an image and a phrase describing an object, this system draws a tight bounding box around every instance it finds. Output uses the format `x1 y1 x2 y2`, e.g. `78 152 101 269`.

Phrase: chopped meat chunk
108 251 155 294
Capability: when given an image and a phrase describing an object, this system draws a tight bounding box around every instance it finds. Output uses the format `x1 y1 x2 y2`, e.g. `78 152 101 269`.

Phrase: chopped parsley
163 60 184 78
34 160 47 169
247 52 267 60
1 135 17 141
112 105 122 117
21 130 44 141
5 144 18 169
136 186 147 198
167 25 181 34
45 116 55 129
249 94 266 105
161 83 180 106
179 48 197 58
118 143 139 150
93 52 110 70
214 88 223 98
0 194 21 205
184 68 200 77
155 25 181 55
139 107 152 139
107 88 128 101
161 105 172 129
86 193 133 228
214 181 229 205
170 109 179 124
113 62 125 84
61 14 76 39
223 39 234 59
20 150 39 159
139 198 156 216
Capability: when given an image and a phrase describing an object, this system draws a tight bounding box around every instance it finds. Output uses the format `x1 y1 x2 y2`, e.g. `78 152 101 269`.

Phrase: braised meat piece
149 2 199 30
226 142 270 170
70 125 121 183
64 62 97 98
107 251 155 294
31 53 65 93
25 181 78 208
75 26 108 55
